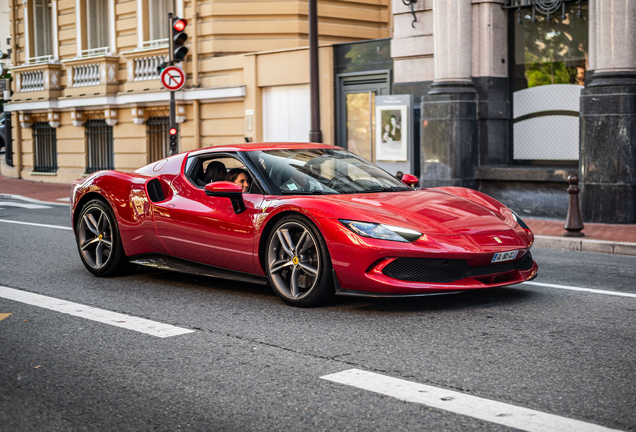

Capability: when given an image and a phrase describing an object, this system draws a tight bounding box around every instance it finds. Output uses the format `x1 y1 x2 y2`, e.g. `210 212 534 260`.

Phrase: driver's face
235 173 250 192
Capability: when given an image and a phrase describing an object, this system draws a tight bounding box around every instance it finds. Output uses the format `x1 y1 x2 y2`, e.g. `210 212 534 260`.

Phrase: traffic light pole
167 12 177 155
169 91 176 155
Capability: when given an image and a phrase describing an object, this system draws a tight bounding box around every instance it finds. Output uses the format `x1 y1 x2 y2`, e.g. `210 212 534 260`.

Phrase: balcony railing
72 63 101 87
134 55 168 81
26 55 54 66
79 46 111 59
141 39 169 50
20 70 45 92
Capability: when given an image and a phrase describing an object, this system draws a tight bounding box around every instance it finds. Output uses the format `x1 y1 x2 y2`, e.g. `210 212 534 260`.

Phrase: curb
534 235 636 257
0 194 70 206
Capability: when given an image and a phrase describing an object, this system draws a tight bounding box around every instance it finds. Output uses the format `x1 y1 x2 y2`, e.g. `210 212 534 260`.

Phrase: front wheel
76 199 134 277
266 215 334 307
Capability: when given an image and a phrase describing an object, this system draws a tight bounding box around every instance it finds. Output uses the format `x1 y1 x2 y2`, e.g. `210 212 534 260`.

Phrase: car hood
306 189 514 236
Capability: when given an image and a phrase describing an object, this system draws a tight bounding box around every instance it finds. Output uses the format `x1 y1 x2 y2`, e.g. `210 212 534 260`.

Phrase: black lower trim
383 251 534 283
129 254 269 285
334 288 462 298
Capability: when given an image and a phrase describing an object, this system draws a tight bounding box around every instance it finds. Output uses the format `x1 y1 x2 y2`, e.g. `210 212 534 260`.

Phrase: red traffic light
169 127 178 136
173 19 187 32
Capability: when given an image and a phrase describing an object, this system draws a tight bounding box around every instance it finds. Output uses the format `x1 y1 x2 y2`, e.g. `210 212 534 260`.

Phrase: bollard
564 174 584 237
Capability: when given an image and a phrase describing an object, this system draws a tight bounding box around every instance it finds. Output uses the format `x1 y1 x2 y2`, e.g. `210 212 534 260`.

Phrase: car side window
186 155 263 194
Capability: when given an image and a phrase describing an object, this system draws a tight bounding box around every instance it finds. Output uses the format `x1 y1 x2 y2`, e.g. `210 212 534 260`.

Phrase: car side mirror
204 181 246 214
401 174 419 187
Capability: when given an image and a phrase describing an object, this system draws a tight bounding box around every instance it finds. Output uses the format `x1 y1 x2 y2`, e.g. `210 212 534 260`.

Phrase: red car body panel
71 143 537 296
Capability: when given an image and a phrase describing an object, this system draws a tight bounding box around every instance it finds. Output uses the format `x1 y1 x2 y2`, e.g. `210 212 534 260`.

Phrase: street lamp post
308 0 322 143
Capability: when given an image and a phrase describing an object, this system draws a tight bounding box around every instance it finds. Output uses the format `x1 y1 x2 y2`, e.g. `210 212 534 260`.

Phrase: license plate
492 250 519 263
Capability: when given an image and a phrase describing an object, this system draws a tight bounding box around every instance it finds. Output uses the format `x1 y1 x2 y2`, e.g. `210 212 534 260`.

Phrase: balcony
11 62 63 102
122 46 170 93
62 54 120 97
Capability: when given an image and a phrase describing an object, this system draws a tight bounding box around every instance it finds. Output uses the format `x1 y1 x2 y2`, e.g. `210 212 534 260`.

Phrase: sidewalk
1 174 635 256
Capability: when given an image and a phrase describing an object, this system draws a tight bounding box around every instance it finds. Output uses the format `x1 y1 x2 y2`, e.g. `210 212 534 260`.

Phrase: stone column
420 0 478 188
580 0 636 223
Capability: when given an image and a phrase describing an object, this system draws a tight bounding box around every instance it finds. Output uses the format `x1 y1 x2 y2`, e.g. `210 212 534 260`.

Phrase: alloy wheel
78 205 113 269
267 221 321 300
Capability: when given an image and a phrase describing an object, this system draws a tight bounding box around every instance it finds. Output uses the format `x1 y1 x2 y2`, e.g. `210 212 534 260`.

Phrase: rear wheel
76 199 134 277
266 215 334 307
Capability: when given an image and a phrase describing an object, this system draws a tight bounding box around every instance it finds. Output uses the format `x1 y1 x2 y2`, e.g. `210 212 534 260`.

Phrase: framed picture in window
375 95 411 162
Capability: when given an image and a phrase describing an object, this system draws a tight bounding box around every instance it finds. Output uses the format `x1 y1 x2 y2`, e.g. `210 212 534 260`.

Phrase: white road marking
523 281 636 299
0 286 195 338
321 369 620 432
0 219 72 230
0 201 52 209
0 194 68 206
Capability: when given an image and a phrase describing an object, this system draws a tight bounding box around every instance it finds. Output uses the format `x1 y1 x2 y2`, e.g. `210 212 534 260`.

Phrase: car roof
187 142 337 157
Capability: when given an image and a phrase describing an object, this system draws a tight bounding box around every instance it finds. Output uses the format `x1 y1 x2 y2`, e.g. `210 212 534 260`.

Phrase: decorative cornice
3 86 247 112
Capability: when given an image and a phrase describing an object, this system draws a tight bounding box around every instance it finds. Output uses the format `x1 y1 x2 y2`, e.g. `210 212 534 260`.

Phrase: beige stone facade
2 0 390 183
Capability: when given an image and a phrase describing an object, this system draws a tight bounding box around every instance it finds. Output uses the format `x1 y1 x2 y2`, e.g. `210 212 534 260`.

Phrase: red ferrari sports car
70 143 537 307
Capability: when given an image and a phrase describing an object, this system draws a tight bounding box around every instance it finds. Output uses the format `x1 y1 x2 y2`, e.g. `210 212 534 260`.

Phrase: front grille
382 251 534 283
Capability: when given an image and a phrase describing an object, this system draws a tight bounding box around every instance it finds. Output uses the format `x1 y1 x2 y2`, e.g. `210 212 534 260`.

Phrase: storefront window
511 1 588 162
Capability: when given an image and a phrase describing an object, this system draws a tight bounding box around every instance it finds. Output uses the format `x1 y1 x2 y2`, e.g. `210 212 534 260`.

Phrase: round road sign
160 66 186 91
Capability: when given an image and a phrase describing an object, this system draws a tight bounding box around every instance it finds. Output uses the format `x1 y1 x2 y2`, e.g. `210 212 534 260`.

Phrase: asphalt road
1 198 635 432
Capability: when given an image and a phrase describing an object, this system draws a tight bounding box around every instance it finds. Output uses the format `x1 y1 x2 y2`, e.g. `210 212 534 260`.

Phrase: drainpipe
192 0 198 87
308 0 322 143
192 0 200 147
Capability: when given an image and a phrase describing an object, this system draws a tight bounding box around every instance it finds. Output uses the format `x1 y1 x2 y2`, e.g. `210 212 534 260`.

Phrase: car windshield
245 148 411 195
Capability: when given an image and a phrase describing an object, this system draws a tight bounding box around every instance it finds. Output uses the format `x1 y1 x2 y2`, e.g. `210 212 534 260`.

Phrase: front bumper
317 217 538 296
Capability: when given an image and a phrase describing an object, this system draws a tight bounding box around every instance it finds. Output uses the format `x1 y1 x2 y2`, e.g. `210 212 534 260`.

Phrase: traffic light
171 17 188 63
169 126 178 155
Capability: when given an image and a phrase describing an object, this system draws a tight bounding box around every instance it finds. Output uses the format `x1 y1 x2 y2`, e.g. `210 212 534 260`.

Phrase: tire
265 215 334 307
75 198 134 277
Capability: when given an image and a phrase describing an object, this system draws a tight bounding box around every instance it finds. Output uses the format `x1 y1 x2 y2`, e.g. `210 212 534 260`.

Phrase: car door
152 154 263 274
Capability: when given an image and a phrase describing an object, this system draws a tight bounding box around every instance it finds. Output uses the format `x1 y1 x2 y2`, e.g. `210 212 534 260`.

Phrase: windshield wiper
280 190 337 195
380 186 412 192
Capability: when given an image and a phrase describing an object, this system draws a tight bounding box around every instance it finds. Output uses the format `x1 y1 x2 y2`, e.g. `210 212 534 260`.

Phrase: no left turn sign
161 66 186 91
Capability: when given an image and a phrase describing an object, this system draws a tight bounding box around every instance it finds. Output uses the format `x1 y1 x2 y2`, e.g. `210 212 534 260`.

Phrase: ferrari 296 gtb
71 143 538 307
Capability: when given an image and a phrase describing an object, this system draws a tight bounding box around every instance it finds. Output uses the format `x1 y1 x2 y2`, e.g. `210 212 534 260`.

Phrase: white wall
262 85 310 142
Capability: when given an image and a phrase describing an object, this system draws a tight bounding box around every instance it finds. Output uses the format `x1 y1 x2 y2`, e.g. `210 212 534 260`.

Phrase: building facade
2 0 389 183
387 0 635 224
3 0 635 224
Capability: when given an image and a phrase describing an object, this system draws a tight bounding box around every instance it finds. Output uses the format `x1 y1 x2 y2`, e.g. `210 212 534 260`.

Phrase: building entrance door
336 71 390 162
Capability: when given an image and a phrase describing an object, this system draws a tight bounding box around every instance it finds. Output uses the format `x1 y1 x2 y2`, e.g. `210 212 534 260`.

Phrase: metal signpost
161 13 189 155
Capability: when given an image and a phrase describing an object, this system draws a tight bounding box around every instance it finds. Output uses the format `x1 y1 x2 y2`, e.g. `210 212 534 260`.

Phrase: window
146 116 169 163
33 0 52 59
85 119 114 173
86 0 109 52
32 122 57 173
509 1 588 162
148 0 174 43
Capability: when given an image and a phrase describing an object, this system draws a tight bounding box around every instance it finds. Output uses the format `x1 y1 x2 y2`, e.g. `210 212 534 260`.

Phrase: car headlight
339 220 422 243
